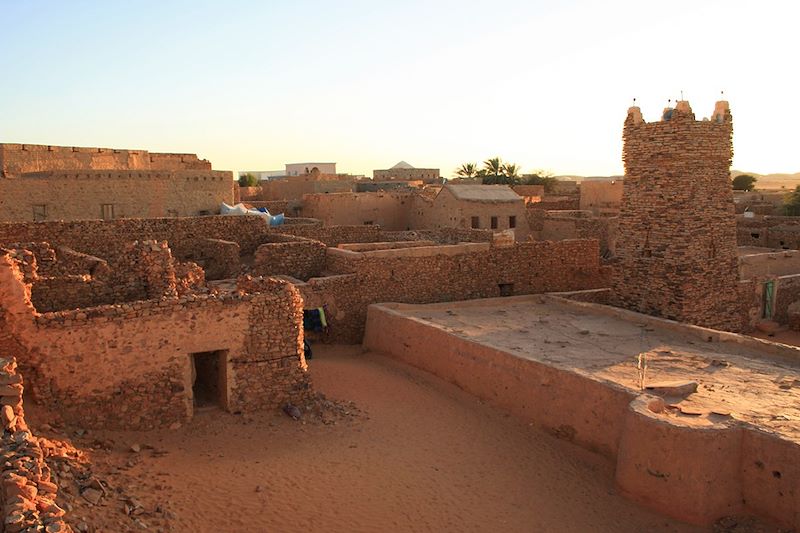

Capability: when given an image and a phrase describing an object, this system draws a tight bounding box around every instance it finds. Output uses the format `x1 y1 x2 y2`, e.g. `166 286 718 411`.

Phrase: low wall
252 234 327 280
364 299 800 529
302 239 610 343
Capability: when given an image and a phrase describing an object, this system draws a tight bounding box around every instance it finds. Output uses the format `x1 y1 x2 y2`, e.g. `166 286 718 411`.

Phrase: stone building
373 161 441 184
414 184 530 240
0 143 233 222
612 100 742 330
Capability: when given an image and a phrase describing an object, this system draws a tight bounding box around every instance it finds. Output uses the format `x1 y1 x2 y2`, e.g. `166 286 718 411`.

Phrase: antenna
680 90 684 101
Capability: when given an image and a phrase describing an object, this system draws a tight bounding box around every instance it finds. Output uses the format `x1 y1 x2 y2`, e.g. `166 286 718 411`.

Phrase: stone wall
0 170 233 222
0 356 71 532
612 100 742 331
304 239 610 343
182 239 240 281
526 196 580 211
0 143 210 174
737 216 800 250
252 234 327 281
528 210 618 256
0 251 312 430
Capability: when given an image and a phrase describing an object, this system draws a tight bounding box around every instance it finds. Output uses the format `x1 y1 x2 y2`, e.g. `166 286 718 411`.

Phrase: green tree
784 185 800 216
238 173 259 187
732 174 757 191
482 157 503 179
455 163 478 178
522 170 557 193
502 163 520 180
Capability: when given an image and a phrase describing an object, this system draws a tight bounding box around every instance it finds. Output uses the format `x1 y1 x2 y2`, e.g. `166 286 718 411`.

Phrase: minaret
612 99 741 331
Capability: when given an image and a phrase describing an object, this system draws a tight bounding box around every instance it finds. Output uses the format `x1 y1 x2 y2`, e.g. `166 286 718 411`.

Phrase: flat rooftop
379 295 800 443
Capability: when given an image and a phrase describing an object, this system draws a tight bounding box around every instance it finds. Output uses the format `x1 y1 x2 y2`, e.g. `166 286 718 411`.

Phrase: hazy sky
2 0 798 177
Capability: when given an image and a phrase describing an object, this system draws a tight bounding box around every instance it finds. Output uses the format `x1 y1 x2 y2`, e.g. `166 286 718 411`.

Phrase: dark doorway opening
498 283 514 297
190 350 228 409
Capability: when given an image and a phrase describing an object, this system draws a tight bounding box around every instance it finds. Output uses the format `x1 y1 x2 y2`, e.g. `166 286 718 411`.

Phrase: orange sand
34 346 732 532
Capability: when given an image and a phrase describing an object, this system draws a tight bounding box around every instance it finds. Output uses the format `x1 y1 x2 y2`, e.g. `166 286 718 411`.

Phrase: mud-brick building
612 100 742 330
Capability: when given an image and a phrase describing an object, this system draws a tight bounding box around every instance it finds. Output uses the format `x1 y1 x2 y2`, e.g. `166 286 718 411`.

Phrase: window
363 220 374 225
101 204 115 221
509 215 516 229
471 216 480 229
32 205 47 222
490 216 498 229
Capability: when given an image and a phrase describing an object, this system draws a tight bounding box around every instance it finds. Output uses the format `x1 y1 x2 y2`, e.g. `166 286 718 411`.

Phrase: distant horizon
2 1 798 179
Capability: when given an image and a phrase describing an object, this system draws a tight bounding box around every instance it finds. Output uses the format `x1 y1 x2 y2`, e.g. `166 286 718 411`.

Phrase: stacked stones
0 357 71 532
130 240 178 299
192 238 240 280
612 100 743 331
252 235 327 281
231 276 312 411
173 261 206 296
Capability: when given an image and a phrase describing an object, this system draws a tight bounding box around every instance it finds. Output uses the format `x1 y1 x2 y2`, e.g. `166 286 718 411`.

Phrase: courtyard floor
27 346 730 532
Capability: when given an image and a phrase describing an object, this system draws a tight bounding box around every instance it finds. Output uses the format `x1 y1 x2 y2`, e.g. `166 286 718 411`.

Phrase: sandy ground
396 297 800 441
27 346 728 533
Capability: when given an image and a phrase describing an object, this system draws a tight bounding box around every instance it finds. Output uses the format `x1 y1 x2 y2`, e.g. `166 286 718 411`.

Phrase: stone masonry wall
0 357 71 532
0 143 209 174
252 234 327 281
307 239 610 343
0 170 233 222
612 101 742 331
0 251 312 430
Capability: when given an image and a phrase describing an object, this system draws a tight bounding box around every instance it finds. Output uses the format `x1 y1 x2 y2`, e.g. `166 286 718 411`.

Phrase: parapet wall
0 143 210 174
364 297 800 529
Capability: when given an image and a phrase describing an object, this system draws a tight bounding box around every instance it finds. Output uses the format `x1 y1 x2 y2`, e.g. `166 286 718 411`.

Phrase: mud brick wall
0 357 71 532
309 239 610 343
252 234 327 281
612 101 742 331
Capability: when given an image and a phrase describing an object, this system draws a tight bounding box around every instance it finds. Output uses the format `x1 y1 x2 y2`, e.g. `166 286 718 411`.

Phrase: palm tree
482 157 503 178
455 163 478 178
502 163 520 181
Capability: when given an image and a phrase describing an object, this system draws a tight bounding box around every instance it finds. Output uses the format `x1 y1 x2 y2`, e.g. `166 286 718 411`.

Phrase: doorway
762 281 775 320
190 350 228 409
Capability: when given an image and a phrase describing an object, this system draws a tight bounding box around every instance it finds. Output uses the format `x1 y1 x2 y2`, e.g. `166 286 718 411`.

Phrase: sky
2 0 798 178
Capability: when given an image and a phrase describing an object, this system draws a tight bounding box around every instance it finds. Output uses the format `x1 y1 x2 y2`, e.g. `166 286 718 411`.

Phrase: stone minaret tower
612 99 741 331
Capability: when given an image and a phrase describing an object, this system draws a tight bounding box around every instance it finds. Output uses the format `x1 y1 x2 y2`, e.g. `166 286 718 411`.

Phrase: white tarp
220 203 285 226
